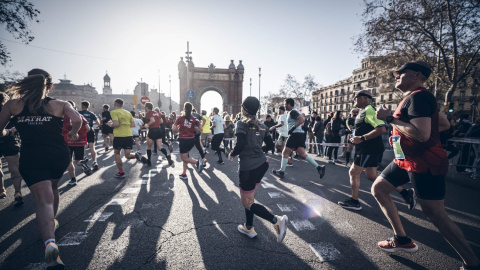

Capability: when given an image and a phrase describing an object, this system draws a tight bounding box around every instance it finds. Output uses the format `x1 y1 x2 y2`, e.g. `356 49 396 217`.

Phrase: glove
288 126 296 135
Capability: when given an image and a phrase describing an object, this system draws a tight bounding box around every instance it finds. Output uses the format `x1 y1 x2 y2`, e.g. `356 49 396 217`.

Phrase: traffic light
448 102 454 113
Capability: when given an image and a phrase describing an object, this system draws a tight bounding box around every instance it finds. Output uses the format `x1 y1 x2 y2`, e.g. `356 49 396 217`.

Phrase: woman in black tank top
0 69 82 269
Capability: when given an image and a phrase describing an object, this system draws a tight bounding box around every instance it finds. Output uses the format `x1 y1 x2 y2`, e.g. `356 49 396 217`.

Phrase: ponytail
183 102 192 122
7 74 48 115
241 112 259 129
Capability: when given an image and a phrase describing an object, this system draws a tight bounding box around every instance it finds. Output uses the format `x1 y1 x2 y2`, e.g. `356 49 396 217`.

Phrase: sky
0 0 366 112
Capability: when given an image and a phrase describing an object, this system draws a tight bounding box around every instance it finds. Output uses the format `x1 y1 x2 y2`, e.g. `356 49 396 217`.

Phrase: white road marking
261 183 275 189
122 188 140 194
134 180 149 185
142 173 157 178
268 192 285 199
277 204 295 212
290 219 316 231
153 190 171 197
309 242 342 262
84 212 114 223
141 203 161 209
57 231 90 246
107 198 129 205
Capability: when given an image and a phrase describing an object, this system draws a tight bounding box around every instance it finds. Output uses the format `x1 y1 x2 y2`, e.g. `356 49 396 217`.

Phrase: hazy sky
0 0 366 111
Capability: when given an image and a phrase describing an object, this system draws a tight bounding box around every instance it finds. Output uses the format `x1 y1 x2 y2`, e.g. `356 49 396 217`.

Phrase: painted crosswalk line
290 219 316 231
134 180 149 185
277 204 297 212
84 212 114 223
153 190 171 197
107 198 129 206
57 231 90 246
261 183 275 189
122 188 140 194
309 242 341 262
268 192 285 199
142 173 157 178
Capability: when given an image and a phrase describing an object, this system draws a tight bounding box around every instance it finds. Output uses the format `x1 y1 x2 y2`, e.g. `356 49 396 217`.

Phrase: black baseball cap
393 61 432 78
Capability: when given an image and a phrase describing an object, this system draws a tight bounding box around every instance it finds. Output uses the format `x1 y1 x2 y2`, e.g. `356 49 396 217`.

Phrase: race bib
391 136 405 159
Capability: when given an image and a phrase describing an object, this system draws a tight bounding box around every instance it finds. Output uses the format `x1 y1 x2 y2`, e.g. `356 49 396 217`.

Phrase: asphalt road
0 140 479 270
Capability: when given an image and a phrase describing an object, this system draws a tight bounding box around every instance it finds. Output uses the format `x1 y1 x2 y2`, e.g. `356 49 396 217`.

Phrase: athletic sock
147 150 152 161
160 148 168 158
399 189 408 196
44 238 55 247
249 203 275 224
394 235 411 245
281 158 288 171
245 208 254 229
305 155 318 167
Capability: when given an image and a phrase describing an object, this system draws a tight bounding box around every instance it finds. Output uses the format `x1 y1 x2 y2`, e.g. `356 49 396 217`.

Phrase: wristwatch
360 135 366 141
385 115 394 124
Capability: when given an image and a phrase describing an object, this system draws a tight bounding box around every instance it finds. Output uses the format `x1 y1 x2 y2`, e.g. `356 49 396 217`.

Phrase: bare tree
355 0 480 105
0 0 41 66
278 74 319 106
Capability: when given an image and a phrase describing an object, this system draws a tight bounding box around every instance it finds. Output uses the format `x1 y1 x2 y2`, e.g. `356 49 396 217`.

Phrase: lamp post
169 75 172 113
258 68 261 118
158 69 162 109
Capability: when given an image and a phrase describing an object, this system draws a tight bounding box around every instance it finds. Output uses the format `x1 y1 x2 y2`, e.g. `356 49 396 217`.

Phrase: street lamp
258 68 261 118
169 75 172 113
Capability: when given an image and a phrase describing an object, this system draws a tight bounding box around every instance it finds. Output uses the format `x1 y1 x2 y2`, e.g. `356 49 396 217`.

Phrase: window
389 94 392 101
460 91 466 101
381 95 384 102
372 89 376 95
388 105 392 110
459 103 464 111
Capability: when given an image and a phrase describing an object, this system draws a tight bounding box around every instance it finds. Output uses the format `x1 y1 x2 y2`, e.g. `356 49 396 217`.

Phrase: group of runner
0 61 478 270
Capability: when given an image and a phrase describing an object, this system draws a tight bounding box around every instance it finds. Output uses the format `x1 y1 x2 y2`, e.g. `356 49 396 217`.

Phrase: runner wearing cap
372 61 479 270
272 98 325 180
229 96 288 242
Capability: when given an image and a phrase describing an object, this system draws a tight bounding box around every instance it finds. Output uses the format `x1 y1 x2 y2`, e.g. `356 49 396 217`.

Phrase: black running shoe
402 188 417 210
147 159 152 166
217 160 224 165
92 163 99 170
338 198 362 211
135 151 142 161
272 169 285 178
317 165 326 179
115 171 125 178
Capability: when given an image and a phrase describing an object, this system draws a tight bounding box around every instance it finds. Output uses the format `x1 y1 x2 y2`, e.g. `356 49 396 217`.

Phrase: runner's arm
64 102 82 137
390 117 431 142
229 133 245 156
438 111 450 132
0 100 14 137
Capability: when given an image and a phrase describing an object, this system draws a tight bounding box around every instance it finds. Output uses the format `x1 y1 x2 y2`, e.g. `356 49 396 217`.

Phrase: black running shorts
147 128 164 141
179 138 195 154
380 161 446 200
113 136 133 150
69 146 85 161
19 145 70 187
0 139 20 157
86 130 95 143
286 133 306 150
102 125 113 135
239 161 269 193
353 153 381 168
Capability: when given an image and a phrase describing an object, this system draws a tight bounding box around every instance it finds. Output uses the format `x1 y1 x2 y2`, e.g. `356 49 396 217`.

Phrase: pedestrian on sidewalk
229 96 288 242
372 61 479 270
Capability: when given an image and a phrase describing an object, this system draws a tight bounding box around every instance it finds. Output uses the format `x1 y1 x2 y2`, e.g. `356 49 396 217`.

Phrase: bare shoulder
5 99 25 116
46 99 68 117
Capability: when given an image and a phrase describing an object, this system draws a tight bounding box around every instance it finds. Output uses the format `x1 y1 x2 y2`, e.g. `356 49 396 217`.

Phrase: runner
172 102 203 180
338 90 414 211
192 108 207 165
63 101 91 185
372 61 479 270
0 69 82 269
78 101 100 170
137 102 173 167
0 92 24 206
272 98 325 179
210 107 226 164
130 111 143 152
201 110 212 151
101 104 114 152
93 115 100 143
228 96 288 242
108 99 137 178
270 106 292 165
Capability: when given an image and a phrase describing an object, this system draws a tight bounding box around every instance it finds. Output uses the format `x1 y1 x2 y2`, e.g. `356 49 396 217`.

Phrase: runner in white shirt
130 111 144 152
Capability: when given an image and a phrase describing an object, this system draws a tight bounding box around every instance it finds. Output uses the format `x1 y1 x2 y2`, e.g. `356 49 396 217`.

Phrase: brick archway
178 59 244 115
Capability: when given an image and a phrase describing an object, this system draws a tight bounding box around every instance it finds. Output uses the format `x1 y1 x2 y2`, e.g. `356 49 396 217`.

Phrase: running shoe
105 147 109 152
217 160 224 165
83 157 90 162
114 171 125 178
92 162 99 170
237 224 257 238
54 219 59 233
45 242 65 269
377 237 418 253
167 155 174 167
328 160 335 164
203 158 207 167
402 188 417 210
287 158 293 167
13 194 24 207
146 159 152 166
272 169 285 178
317 165 326 179
273 215 288 243
338 198 362 211
334 159 343 164
179 174 188 180
140 156 148 165
0 188 6 199
135 151 142 161
68 178 77 186
196 159 204 173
